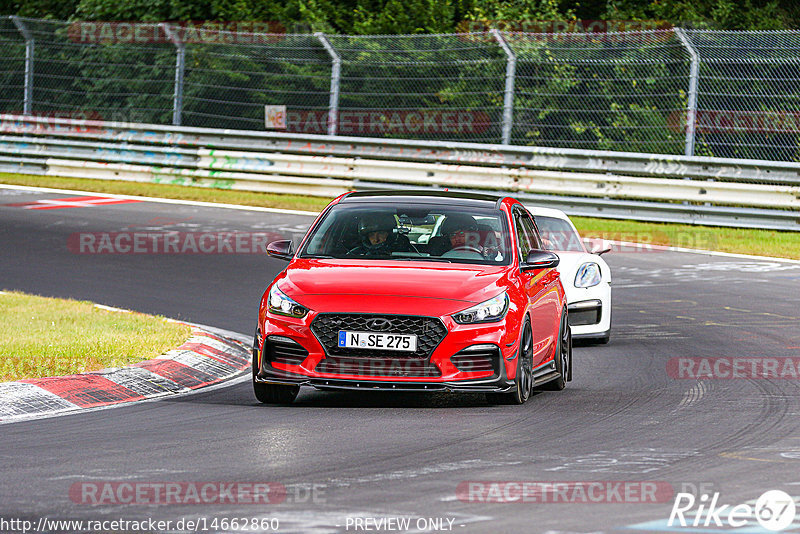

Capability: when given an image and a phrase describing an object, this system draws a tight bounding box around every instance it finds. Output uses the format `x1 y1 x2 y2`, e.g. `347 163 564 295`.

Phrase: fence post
315 32 341 136
10 16 34 115
160 23 185 126
674 28 700 157
491 29 516 145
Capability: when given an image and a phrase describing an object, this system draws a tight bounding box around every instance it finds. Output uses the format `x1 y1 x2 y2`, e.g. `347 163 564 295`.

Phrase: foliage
3 0 799 31
1 1 799 159
602 0 796 30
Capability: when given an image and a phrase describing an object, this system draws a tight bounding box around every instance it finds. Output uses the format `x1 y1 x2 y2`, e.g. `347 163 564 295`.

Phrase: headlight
575 262 602 288
268 285 309 318
452 293 509 324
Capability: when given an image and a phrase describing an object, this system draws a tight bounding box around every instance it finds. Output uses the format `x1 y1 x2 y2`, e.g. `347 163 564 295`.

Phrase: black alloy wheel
487 319 533 405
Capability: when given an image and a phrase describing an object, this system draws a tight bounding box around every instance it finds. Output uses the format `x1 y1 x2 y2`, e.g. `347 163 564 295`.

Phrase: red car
254 191 571 405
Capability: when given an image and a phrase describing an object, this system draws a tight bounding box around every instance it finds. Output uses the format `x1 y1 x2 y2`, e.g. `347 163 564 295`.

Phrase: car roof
340 190 508 209
526 206 571 220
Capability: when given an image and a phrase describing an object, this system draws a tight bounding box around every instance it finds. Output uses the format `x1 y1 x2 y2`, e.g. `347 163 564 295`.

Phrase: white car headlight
268 285 309 318
452 292 509 324
575 262 602 288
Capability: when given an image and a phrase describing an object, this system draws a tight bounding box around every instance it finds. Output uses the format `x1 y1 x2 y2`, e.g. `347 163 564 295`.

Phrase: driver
429 214 482 256
348 213 408 256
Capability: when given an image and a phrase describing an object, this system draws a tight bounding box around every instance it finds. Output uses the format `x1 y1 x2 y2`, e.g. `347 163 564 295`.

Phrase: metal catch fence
1 17 800 162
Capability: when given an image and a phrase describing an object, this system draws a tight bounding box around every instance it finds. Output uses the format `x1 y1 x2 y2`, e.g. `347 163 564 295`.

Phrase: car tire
254 381 299 405
540 307 571 391
252 331 299 405
487 318 533 405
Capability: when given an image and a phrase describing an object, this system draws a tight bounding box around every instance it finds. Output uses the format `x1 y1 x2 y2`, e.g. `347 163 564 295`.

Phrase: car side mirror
265 240 294 261
521 250 560 271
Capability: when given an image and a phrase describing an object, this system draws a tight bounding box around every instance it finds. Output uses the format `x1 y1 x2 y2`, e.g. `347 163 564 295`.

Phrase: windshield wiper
302 254 337 259
390 257 452 263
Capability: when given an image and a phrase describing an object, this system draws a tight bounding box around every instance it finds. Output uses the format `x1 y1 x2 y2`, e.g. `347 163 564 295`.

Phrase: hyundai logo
366 318 393 331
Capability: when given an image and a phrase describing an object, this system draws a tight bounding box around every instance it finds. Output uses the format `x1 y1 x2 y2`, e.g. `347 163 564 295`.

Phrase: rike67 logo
669 490 797 531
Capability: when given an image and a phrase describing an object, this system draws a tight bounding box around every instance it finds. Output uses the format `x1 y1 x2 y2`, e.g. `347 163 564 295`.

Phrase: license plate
338 331 418 351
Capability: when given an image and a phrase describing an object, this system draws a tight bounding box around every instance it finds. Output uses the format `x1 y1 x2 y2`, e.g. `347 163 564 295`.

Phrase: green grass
573 217 800 260
2 172 799 260
0 291 192 381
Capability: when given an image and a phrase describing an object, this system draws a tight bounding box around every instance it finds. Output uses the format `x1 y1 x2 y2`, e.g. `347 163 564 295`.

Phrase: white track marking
0 183 319 216
93 303 131 313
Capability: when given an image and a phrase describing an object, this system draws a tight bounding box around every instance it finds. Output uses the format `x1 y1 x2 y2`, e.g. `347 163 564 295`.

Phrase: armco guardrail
0 114 798 230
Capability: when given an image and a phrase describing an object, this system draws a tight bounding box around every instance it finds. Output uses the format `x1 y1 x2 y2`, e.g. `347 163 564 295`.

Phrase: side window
514 209 534 261
520 212 543 250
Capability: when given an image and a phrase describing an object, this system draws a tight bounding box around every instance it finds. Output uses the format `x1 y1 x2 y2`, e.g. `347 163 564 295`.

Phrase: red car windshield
300 203 512 265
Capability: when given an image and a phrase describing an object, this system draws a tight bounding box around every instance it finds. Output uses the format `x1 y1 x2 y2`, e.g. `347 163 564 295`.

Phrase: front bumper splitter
255 373 515 393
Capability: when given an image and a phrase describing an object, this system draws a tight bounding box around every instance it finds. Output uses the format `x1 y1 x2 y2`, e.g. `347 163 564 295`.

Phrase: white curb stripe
97 367 189 397
170 350 244 379
0 382 78 418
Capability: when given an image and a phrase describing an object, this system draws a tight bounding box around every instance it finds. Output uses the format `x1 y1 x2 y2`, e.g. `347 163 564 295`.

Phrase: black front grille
264 336 309 366
315 356 442 377
451 347 499 374
311 313 447 359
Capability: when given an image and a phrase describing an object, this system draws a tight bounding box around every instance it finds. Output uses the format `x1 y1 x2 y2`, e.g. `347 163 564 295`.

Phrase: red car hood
279 259 509 313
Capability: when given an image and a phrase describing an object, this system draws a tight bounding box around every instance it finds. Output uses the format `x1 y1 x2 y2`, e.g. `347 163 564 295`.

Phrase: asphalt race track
2 186 800 533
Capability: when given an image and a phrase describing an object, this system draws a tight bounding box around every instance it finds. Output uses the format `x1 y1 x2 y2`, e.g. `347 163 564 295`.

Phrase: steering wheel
345 246 362 256
442 245 484 260
453 245 482 254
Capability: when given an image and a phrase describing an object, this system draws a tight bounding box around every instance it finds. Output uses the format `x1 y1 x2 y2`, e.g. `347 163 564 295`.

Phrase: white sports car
528 207 612 344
